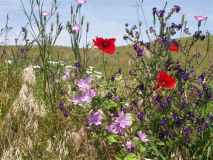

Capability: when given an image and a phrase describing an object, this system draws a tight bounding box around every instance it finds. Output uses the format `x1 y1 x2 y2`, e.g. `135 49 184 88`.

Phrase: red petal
163 76 177 89
170 44 180 51
157 71 177 89
93 37 116 54
93 37 105 51
156 84 160 90
158 71 168 84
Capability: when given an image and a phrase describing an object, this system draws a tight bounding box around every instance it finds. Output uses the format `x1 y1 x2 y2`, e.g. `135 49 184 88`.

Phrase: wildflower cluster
71 76 96 104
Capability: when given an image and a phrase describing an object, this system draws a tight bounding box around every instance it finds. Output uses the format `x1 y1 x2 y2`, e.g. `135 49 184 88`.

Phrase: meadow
0 0 213 159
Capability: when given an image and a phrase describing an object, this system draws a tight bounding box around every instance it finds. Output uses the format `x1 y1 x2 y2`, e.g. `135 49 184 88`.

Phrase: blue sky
0 0 213 47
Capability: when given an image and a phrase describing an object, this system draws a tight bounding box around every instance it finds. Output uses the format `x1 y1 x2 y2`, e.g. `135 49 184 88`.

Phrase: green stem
102 51 107 80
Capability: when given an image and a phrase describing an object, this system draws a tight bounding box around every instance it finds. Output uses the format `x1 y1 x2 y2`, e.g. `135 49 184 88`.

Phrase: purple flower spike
171 113 179 120
112 96 119 101
167 97 172 103
206 91 212 100
137 112 144 120
133 43 137 50
183 128 190 135
59 103 63 109
64 111 68 117
209 115 213 122
22 27 26 32
132 99 137 106
139 84 145 90
174 5 181 13
75 61 81 68
185 137 190 142
137 49 143 56
145 42 150 48
20 48 24 53
152 7 157 14
158 133 165 140
160 119 167 125
182 101 188 108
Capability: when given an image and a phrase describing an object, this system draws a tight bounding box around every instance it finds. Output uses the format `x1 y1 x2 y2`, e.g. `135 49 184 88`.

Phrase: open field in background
1 36 213 77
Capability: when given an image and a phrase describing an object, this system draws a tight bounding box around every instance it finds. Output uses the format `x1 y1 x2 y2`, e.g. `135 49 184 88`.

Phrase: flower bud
76 5 79 13
91 42 94 49
162 91 165 97
139 21 142 26
125 23 128 27
86 22 89 32
51 24 54 32
71 6 73 14
136 34 140 39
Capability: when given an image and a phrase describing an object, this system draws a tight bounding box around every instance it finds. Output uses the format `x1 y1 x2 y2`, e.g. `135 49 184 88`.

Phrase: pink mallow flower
115 111 132 128
107 111 132 134
72 24 81 31
41 11 50 16
71 89 96 105
86 111 103 126
138 131 149 142
71 95 81 105
62 70 71 80
80 89 96 103
77 76 93 91
71 76 96 105
194 16 207 21
75 0 87 4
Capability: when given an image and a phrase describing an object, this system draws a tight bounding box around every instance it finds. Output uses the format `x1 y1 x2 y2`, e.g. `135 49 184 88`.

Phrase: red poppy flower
93 37 116 54
170 44 180 51
156 71 177 90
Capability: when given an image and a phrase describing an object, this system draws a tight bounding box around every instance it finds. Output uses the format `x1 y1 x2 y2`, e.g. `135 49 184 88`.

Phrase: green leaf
107 135 119 144
106 82 117 89
115 153 125 160
139 146 146 152
124 153 137 160
149 140 166 160
120 149 126 155
104 100 117 110
156 141 165 146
